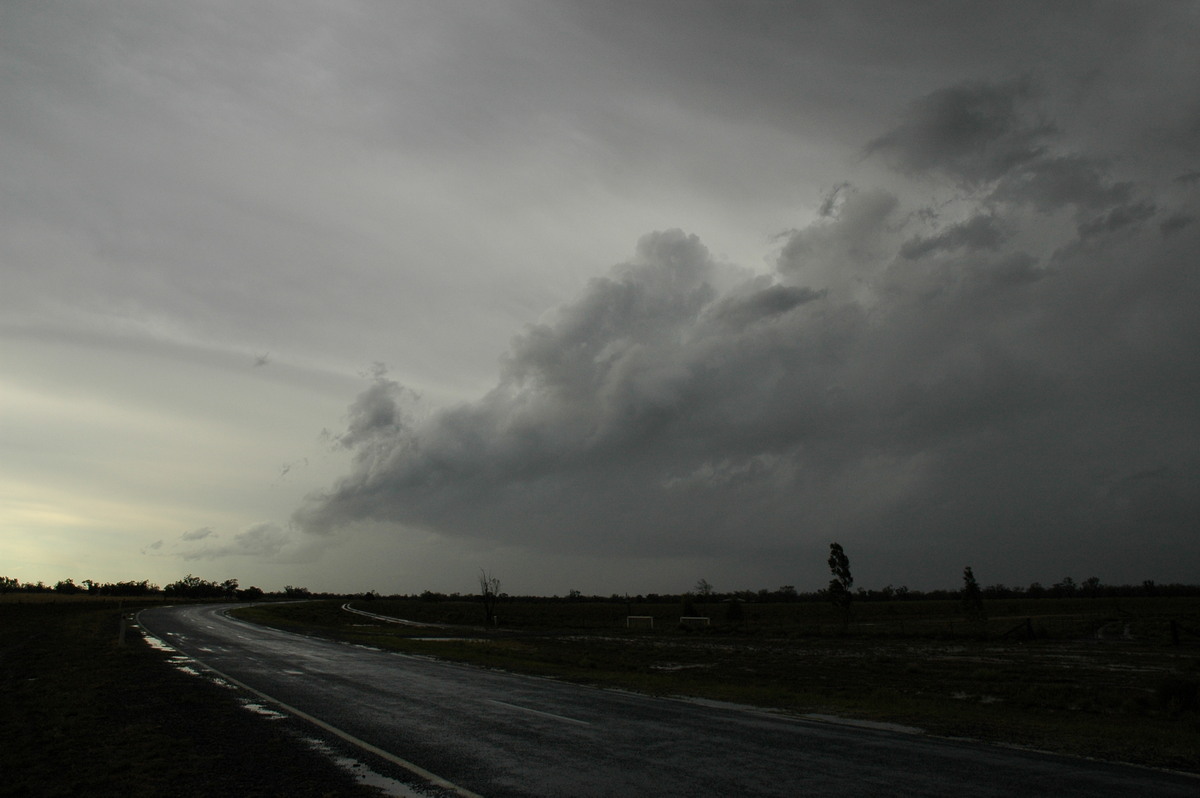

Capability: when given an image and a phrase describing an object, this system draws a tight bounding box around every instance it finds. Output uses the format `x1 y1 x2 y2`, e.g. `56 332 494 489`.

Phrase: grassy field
234 596 1200 773
0 596 383 797
6 592 1195 794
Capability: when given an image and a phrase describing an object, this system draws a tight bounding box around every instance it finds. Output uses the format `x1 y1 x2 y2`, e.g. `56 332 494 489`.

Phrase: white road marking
340 603 443 628
135 611 483 798
487 698 591 726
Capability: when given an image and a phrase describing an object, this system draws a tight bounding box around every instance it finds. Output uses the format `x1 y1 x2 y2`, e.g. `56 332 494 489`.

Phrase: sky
3 1 1199 596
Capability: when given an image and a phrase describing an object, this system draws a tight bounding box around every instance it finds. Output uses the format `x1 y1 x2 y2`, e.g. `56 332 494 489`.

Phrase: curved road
137 604 1196 798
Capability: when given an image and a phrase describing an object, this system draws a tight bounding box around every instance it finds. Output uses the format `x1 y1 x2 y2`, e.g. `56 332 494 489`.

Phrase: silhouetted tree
164 574 226 599
237 585 265 601
827 542 853 629
1053 576 1076 597
962 566 985 623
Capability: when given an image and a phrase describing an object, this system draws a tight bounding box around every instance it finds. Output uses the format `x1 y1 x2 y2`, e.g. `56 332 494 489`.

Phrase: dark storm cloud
710 285 826 329
1077 201 1156 240
991 155 1134 212
900 215 1005 260
1160 214 1196 237
865 78 1052 184
865 78 1149 232
298 76 1200 587
335 364 416 451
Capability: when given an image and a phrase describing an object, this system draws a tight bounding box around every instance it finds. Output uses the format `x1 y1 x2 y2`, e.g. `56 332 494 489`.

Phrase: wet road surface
137 604 1198 798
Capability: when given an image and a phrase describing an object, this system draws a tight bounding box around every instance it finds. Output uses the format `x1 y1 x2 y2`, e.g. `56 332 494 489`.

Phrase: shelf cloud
298 79 1200 587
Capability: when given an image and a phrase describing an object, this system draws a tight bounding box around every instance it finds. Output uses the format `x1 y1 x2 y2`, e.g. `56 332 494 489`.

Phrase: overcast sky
3 1 1198 596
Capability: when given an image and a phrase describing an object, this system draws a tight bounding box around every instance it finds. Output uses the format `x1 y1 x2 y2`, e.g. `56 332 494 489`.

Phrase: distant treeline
4 574 1200 602
0 576 160 597
409 577 1200 604
0 574 321 601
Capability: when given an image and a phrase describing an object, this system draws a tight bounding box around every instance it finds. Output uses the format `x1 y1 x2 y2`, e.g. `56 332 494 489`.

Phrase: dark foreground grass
0 598 382 798
236 598 1200 773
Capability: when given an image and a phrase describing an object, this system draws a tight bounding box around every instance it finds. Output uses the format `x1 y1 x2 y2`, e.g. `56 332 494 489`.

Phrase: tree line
414 577 1200 606
5 561 1199 604
0 574 319 601
1 576 160 597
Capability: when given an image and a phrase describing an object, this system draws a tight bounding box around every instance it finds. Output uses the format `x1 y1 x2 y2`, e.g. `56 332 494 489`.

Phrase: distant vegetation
0 574 318 601
4 571 1200 604
1 576 161 597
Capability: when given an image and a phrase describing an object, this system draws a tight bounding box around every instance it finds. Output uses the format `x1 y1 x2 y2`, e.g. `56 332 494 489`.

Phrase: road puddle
301 737 431 797
240 702 289 720
137 626 238 690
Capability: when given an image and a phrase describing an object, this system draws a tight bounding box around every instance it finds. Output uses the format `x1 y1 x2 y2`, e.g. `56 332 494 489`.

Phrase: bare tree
478 569 501 626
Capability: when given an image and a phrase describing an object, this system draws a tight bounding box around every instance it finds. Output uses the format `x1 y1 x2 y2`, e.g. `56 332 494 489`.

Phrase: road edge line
136 610 484 798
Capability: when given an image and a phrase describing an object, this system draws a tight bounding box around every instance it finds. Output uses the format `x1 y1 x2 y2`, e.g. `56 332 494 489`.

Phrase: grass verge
234 598 1200 773
0 598 383 797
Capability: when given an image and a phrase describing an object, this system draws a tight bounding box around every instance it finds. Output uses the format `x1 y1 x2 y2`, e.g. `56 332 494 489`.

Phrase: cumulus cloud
296 78 1200 587
775 188 900 299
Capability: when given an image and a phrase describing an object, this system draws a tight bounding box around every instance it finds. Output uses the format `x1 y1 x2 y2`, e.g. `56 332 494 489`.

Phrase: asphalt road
137 604 1197 798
